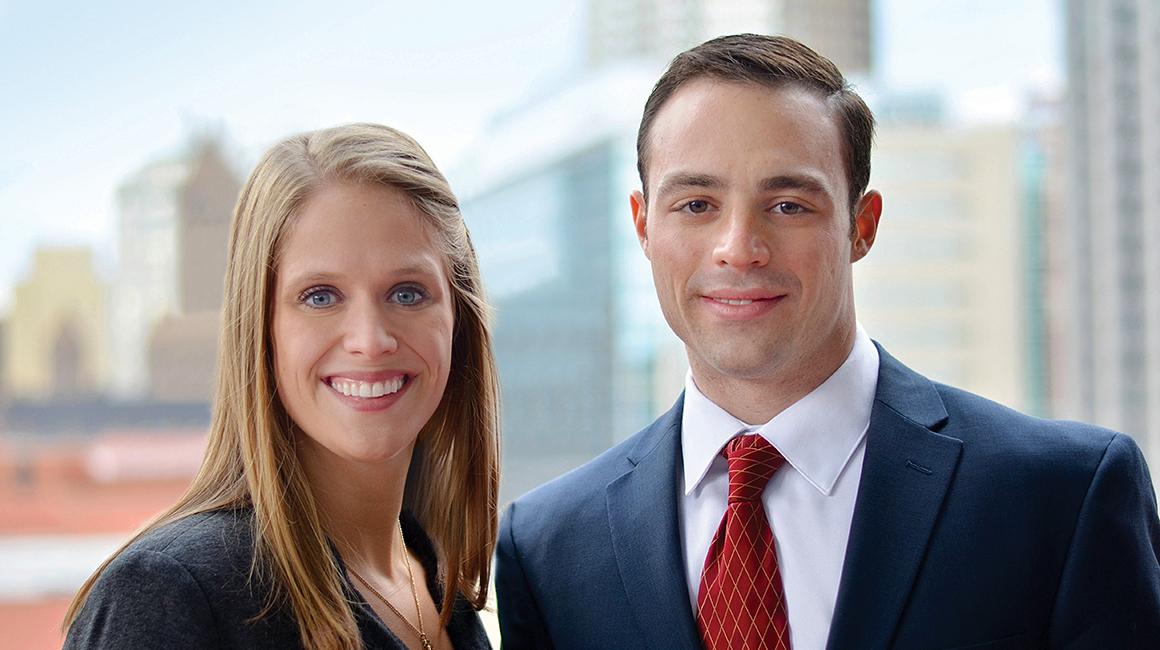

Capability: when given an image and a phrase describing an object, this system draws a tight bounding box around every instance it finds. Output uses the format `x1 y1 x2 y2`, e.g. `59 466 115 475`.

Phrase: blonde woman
63 123 499 650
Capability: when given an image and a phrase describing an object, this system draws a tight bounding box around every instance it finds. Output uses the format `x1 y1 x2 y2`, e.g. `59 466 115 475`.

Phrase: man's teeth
715 298 754 306
329 376 405 398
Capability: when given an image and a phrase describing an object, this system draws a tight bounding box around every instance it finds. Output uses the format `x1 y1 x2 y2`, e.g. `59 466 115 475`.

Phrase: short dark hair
636 34 875 226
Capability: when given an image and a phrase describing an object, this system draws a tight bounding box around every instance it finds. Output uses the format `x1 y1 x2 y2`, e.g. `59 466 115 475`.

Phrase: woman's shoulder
123 507 256 571
92 507 259 600
64 508 297 649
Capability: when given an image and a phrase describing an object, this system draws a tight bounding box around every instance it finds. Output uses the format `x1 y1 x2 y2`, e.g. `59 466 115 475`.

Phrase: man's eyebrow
655 173 723 197
759 174 829 195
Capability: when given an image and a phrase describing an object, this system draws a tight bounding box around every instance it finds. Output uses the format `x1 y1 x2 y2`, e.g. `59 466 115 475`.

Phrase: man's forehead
651 78 836 137
643 79 845 192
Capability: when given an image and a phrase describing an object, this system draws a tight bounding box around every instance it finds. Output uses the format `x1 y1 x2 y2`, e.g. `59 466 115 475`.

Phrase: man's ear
630 190 649 259
851 190 882 263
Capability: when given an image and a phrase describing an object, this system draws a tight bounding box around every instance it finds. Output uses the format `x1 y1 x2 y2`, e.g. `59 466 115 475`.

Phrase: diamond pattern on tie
697 434 791 650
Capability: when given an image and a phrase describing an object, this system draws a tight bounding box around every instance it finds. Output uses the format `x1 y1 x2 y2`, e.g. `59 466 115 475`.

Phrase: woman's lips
322 373 411 412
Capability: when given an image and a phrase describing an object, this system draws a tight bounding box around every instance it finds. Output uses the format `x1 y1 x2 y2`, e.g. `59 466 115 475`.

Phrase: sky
0 0 1061 312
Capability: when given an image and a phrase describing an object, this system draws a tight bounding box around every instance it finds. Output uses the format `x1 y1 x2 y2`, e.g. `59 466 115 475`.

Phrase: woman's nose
342 302 399 357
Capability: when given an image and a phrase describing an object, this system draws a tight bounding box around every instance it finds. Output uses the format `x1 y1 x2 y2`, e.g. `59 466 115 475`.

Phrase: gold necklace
346 521 434 650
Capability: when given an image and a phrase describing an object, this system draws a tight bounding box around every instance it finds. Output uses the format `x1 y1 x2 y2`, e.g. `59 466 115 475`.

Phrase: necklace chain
346 520 433 650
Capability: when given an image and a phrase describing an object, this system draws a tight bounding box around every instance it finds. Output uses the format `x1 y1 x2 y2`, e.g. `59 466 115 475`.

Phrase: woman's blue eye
392 286 427 306
300 288 338 308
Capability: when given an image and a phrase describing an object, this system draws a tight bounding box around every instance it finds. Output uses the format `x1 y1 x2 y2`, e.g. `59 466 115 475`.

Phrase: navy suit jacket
496 346 1160 649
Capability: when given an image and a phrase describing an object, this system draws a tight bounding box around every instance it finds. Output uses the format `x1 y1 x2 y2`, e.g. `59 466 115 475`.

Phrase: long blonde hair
65 123 501 649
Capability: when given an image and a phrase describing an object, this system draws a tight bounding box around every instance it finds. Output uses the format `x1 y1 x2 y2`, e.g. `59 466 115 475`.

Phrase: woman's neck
298 441 414 575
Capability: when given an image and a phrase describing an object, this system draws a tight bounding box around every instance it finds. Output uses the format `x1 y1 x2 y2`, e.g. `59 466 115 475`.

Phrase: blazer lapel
826 346 964 649
606 395 702 650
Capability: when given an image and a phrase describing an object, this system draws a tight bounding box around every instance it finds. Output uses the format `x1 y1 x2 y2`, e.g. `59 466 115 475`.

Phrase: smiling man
495 34 1160 649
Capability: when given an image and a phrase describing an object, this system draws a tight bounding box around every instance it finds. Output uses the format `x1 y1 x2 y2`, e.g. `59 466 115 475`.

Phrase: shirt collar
682 323 880 497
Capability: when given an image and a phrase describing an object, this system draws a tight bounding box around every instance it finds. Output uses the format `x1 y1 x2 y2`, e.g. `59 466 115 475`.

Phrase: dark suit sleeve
1048 433 1160 648
64 549 220 649
495 502 555 650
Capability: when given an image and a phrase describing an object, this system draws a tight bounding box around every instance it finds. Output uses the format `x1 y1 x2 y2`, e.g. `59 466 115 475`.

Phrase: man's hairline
636 77 858 223
639 77 849 192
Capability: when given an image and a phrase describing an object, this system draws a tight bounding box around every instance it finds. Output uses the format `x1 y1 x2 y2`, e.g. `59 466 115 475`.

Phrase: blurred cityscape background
2 0 1157 646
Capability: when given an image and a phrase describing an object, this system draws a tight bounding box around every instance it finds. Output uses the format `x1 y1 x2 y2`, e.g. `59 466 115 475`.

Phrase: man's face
632 80 879 402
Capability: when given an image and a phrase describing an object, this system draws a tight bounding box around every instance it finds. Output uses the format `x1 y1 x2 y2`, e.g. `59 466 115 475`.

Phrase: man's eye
391 286 427 306
682 200 710 214
774 201 806 215
299 288 338 308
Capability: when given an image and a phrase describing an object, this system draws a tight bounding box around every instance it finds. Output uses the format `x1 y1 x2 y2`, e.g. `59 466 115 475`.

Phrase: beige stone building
856 122 1026 410
3 247 109 400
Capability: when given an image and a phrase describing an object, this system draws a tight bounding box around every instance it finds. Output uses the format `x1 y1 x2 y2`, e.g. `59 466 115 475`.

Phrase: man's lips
701 289 786 304
699 290 786 319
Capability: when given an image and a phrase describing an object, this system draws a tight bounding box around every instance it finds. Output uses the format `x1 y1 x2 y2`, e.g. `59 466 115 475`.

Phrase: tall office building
108 138 239 399
586 0 872 76
1022 95 1068 420
1063 0 1160 463
456 67 683 502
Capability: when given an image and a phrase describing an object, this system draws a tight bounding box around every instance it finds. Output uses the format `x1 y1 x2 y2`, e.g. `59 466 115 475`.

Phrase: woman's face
271 181 454 470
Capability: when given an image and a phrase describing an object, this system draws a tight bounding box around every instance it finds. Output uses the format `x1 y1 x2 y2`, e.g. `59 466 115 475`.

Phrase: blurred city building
0 318 6 404
856 97 1030 411
108 137 239 401
148 311 222 403
457 66 685 503
1063 0 1160 463
1023 93 1067 421
586 0 871 76
0 135 235 647
2 247 109 401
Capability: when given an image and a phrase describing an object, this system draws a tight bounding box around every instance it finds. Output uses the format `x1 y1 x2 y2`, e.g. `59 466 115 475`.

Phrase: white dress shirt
679 324 879 650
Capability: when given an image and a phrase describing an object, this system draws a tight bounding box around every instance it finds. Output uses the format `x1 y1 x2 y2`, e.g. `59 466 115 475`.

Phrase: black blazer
65 508 491 649
496 344 1160 649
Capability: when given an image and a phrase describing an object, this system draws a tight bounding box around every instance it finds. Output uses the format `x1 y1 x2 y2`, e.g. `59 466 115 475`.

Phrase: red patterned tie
697 434 791 650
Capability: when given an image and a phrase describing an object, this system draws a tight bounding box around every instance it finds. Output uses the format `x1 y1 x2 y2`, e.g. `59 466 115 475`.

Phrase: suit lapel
606 396 702 650
826 346 964 649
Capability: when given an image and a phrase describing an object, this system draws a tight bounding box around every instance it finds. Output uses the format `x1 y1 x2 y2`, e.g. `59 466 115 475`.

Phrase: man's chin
693 350 789 383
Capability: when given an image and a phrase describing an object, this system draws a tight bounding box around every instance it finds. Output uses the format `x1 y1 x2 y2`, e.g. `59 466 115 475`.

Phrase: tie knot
724 434 785 503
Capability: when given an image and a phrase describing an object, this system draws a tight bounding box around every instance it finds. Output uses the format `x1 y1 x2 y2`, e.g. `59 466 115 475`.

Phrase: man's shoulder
513 430 643 512
876 345 1127 464
916 378 1143 490
931 381 1120 452
506 405 679 531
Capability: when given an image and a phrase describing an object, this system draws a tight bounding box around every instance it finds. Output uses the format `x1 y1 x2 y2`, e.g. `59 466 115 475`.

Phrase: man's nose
713 210 771 269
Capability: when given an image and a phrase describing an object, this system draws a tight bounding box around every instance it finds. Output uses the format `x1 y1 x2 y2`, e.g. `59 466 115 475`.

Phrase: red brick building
0 430 204 648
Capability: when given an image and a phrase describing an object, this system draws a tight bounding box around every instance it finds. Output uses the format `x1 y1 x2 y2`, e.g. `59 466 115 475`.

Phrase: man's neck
690 330 856 425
